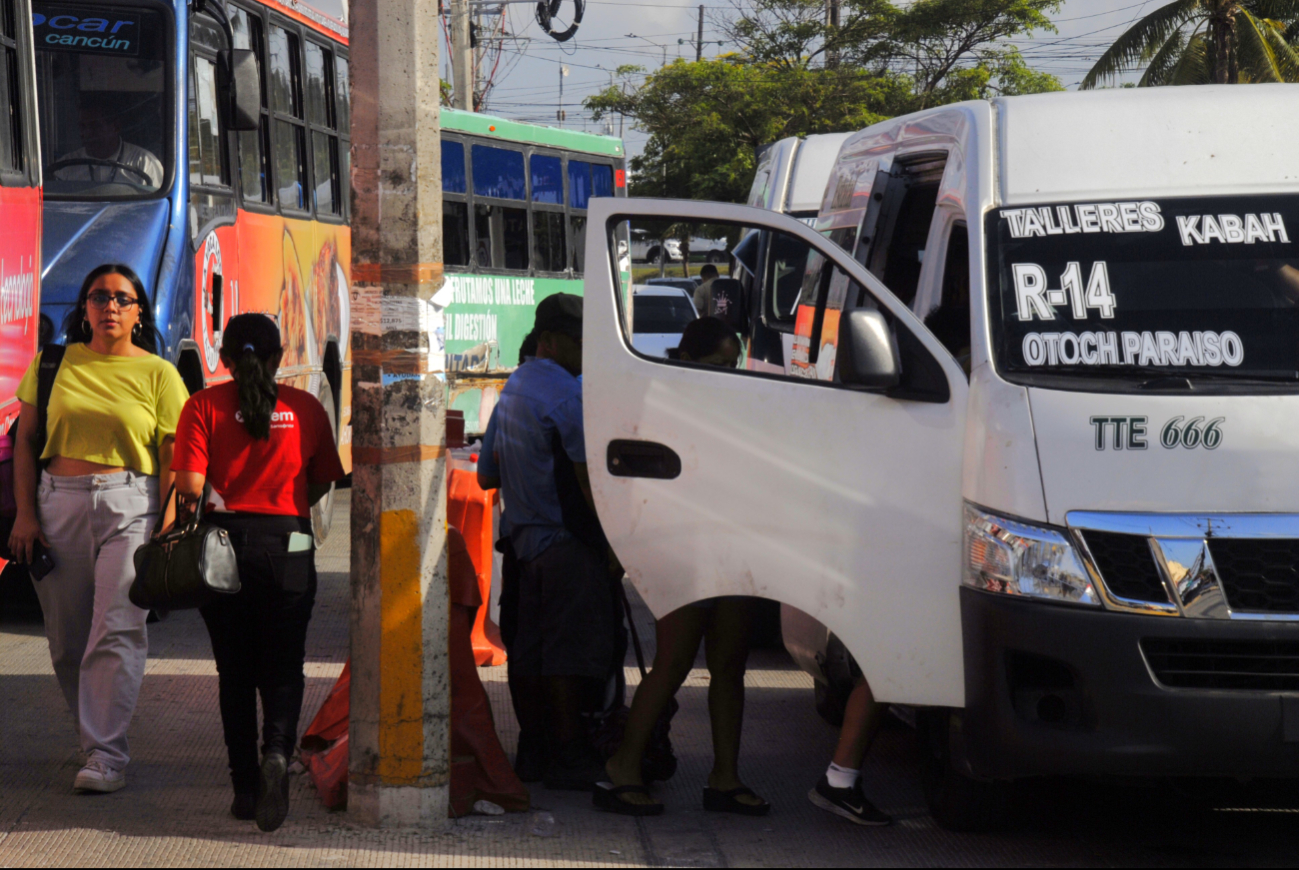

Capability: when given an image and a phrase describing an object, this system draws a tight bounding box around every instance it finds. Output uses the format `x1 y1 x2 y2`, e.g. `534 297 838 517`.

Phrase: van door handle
606 440 681 480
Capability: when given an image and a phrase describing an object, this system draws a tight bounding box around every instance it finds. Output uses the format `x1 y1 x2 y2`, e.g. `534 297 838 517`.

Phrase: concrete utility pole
450 0 473 110
826 0 840 68
349 0 450 829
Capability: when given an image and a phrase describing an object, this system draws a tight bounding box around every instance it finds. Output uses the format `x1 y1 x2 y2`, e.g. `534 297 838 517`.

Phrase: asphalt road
2 489 1299 867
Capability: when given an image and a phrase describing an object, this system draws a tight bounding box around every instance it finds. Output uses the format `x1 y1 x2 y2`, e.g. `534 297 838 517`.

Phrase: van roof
836 85 1299 207
787 133 853 214
996 84 1299 204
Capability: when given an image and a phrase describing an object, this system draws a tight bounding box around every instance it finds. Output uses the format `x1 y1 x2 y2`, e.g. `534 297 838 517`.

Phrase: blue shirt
492 358 586 561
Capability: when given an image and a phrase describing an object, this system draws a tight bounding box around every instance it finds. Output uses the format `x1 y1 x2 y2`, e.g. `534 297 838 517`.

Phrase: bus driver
53 100 163 190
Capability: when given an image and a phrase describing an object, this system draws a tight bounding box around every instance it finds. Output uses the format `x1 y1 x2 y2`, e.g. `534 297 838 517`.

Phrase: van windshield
987 194 1299 391
33 1 172 199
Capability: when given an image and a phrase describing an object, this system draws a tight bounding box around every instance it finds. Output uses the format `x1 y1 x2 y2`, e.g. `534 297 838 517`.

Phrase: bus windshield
33 1 171 199
987 194 1299 391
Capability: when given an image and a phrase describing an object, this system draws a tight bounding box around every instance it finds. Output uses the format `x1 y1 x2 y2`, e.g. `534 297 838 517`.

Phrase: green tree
588 0 1063 203
1081 0 1299 88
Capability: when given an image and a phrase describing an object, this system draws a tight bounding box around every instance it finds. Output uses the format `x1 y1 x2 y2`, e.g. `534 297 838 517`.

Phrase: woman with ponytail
170 314 344 832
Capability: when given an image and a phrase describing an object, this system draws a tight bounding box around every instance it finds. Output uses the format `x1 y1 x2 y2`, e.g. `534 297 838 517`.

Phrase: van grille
1082 531 1169 604
1142 638 1299 690
1207 539 1299 613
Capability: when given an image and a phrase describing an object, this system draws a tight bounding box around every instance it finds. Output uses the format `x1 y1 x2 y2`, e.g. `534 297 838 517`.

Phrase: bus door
583 198 969 707
0 0 41 433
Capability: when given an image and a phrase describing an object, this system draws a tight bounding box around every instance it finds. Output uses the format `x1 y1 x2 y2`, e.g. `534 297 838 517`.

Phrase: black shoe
232 789 257 821
255 753 290 833
543 742 604 792
514 732 549 783
808 775 893 826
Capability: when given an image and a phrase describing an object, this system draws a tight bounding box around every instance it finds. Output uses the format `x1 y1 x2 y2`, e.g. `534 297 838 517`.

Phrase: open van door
584 199 970 707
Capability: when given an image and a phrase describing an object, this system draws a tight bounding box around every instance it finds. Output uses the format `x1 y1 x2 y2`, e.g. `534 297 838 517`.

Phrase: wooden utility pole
349 0 450 829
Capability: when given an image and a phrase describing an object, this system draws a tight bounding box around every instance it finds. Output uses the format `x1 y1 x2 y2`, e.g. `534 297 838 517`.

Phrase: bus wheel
918 709 1008 832
312 382 338 547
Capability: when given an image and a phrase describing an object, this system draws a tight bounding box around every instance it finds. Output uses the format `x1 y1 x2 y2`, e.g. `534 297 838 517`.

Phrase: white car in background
630 285 698 358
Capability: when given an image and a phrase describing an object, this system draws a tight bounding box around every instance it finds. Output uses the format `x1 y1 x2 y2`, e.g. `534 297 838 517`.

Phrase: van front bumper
960 586 1299 780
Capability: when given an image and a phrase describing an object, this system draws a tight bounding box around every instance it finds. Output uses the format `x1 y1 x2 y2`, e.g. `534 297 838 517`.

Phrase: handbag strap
151 482 211 537
619 581 651 679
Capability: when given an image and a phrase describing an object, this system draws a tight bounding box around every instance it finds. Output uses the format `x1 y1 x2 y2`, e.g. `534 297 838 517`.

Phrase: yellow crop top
16 344 190 476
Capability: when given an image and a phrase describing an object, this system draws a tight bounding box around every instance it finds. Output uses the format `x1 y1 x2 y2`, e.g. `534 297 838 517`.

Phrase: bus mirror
837 308 900 389
220 49 261 132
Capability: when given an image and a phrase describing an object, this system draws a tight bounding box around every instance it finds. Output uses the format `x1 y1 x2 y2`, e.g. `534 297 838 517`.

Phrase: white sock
825 761 859 790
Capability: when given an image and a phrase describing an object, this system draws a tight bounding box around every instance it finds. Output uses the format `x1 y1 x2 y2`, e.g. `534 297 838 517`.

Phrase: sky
435 0 1161 159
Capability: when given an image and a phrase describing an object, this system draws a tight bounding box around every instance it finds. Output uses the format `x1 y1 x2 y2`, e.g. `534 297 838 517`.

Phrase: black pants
200 514 317 787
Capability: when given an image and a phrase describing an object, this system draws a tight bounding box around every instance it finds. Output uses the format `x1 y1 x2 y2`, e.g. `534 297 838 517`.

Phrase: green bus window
568 160 591 209
445 201 470 267
530 154 562 204
471 145 525 200
533 210 565 273
475 204 528 271
570 215 586 274
592 164 613 199
442 140 466 194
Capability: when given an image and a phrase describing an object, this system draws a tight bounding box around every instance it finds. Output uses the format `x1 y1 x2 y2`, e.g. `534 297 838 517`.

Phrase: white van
583 84 1299 829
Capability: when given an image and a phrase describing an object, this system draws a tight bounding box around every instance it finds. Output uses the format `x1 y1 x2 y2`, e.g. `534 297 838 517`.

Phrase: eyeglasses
87 292 140 310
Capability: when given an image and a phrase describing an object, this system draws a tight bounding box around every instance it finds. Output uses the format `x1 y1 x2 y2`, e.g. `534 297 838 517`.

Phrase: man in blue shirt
479 294 615 790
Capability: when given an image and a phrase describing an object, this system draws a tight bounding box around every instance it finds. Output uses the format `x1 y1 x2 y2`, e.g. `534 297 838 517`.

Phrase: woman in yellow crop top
7 264 188 795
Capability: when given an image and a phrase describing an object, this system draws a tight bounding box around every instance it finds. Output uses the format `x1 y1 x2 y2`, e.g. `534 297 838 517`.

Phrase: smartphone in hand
28 542 55 582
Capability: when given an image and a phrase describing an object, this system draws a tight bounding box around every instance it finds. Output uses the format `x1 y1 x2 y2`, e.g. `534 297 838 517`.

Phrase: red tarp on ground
300 526 528 816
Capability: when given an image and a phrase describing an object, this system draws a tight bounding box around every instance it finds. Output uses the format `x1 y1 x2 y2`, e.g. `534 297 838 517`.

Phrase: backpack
0 345 67 560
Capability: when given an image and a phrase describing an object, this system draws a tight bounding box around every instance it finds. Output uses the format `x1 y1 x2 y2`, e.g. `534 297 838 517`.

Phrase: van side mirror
220 49 261 132
709 277 746 334
837 308 900 389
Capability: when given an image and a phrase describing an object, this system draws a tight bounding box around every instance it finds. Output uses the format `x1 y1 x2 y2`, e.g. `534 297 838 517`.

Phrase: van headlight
963 505 1098 606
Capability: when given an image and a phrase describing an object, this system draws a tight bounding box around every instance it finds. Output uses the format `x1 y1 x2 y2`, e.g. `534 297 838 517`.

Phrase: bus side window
189 58 227 187
923 223 971 375
305 41 341 216
334 56 349 217
531 153 565 274
268 24 308 211
231 6 270 205
471 144 528 272
0 0 22 178
442 138 469 267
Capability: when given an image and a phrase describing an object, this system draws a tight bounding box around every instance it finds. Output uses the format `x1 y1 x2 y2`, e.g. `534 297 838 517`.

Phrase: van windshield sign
33 6 140 56
988 194 1299 386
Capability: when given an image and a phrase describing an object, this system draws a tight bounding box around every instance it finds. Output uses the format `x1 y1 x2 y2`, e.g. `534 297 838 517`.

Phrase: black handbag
130 486 240 610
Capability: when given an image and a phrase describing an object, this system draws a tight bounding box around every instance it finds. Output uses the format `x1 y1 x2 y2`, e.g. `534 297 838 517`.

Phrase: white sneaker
74 760 125 794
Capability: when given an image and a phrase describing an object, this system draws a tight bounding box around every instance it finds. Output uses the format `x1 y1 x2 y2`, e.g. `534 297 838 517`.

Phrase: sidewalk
3 491 1296 867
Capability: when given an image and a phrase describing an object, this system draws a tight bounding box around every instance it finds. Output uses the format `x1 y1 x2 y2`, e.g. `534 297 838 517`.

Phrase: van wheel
919 709 1008 832
706 251 725 264
311 383 338 547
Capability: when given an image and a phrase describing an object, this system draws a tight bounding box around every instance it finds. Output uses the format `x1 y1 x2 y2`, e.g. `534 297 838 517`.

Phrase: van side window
862 156 946 308
923 224 971 375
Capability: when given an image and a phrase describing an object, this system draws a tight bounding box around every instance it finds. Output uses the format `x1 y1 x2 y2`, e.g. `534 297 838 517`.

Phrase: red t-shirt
171 382 346 517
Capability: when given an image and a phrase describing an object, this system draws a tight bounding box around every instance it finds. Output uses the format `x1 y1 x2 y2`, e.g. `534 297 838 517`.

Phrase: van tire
919 709 1008 832
706 250 725 264
311 383 338 547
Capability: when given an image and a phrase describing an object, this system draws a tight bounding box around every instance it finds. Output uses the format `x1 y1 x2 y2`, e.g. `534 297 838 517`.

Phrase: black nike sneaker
808 775 893 826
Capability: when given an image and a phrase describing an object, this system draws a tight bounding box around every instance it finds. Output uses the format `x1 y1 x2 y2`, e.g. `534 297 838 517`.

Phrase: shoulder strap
35 344 66 456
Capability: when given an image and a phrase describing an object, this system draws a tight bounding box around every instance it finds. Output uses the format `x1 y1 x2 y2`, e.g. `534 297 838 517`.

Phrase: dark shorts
512 537 615 679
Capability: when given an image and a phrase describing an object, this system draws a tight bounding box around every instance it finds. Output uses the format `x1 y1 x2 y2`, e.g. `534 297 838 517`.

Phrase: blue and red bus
31 0 350 538
0 0 41 439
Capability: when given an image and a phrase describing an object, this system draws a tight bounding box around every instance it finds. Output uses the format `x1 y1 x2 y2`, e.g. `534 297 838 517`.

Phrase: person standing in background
170 314 345 832
693 264 719 316
7 264 188 794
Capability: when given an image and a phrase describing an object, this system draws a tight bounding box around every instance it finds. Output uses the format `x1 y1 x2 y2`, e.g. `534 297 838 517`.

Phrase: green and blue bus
438 108 625 433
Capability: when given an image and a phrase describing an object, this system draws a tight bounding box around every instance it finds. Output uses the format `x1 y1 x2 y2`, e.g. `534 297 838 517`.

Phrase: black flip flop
703 786 771 817
593 782 665 817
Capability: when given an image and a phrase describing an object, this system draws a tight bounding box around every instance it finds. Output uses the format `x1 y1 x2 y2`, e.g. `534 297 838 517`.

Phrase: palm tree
1081 0 1299 89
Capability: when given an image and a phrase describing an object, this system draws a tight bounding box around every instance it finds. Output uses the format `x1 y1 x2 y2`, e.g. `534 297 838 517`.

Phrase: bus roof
259 0 349 42
442 109 624 159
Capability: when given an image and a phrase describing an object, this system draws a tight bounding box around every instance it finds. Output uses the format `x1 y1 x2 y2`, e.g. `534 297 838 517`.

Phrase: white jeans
35 470 157 770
